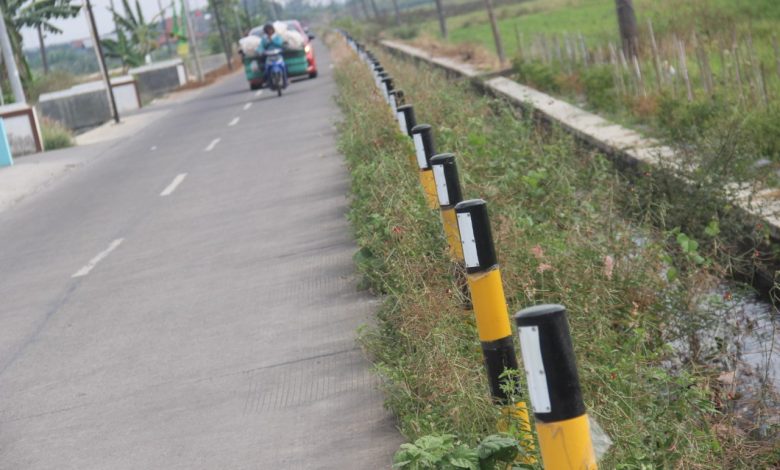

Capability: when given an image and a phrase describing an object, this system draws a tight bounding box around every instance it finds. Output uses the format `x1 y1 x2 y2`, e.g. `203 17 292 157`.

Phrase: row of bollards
341 32 598 470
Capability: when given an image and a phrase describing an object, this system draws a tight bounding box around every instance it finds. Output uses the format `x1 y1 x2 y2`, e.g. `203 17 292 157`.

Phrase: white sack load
273 20 305 50
240 35 261 57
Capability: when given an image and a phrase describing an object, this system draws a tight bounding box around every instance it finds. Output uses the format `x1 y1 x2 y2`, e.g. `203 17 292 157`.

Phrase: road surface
0 42 400 469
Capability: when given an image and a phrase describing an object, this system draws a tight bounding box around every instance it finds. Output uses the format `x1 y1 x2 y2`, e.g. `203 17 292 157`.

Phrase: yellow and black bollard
429 153 464 262
395 104 416 138
388 89 404 116
514 304 597 469
430 153 471 308
454 199 534 460
380 75 394 103
410 124 439 210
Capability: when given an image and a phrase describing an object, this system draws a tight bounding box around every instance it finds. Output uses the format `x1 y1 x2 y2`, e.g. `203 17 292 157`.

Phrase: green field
416 0 780 59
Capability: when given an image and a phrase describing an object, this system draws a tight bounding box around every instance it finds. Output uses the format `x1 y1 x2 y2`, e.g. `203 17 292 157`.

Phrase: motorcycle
263 48 288 97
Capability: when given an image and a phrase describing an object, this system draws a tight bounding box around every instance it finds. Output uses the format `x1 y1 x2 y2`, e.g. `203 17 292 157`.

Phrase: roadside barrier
340 31 598 467
410 124 439 210
515 305 597 469
395 103 416 138
429 153 464 261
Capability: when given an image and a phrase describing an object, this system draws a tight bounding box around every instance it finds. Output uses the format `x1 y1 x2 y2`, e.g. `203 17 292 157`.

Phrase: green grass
327 32 780 468
41 118 74 151
417 0 780 59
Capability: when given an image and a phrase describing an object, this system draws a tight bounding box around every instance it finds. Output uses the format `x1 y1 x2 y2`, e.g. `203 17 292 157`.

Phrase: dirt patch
408 34 500 71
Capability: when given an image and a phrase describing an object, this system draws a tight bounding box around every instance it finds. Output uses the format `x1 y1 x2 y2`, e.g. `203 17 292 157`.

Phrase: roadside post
410 124 439 209
388 89 404 115
454 199 534 459
0 118 12 167
514 304 597 469
381 75 394 103
429 153 464 261
396 103 416 137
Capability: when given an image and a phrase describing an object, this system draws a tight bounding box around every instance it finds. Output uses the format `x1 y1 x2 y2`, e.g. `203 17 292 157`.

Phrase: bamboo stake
676 37 694 101
647 19 663 90
732 41 746 104
632 54 646 97
772 34 780 80
609 42 626 96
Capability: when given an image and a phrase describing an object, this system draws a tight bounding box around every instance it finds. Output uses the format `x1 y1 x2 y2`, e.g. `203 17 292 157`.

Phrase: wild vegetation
329 32 780 467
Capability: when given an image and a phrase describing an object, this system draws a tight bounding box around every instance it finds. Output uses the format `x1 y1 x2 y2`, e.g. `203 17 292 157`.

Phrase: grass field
415 0 780 60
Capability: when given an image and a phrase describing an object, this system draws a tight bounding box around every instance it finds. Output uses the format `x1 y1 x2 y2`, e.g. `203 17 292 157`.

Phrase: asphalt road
0 42 401 469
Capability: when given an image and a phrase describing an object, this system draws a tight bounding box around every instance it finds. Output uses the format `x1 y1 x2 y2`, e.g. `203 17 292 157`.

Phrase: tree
615 0 638 58
1 0 80 82
433 0 446 38
102 0 161 69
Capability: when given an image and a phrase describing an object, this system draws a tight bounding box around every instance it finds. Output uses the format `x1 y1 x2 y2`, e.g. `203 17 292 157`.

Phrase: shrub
41 118 74 151
512 58 560 93
27 70 77 103
391 24 420 40
581 65 617 112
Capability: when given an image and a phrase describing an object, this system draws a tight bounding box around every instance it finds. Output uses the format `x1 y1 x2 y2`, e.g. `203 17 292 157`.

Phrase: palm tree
102 0 161 69
1 0 81 82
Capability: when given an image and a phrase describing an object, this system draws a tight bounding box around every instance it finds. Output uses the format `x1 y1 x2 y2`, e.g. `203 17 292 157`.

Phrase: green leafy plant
393 433 523 470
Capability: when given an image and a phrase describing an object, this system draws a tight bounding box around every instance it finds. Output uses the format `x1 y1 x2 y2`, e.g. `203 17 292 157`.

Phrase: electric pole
0 6 26 104
37 24 48 74
433 0 447 38
483 0 505 63
182 0 204 81
211 0 232 70
85 0 119 123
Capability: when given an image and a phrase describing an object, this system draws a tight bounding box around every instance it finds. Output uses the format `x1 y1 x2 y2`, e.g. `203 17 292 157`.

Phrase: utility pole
483 0 505 63
84 0 119 123
182 0 204 81
390 0 400 26
615 0 638 58
157 0 173 57
37 24 49 74
211 0 232 69
433 0 447 38
0 6 26 104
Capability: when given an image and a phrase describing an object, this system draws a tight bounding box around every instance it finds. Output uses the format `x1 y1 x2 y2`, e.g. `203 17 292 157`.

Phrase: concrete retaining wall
38 82 111 132
129 59 187 102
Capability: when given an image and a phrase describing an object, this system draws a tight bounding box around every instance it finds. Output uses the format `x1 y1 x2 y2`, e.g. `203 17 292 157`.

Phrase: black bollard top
454 199 497 273
429 153 464 208
396 104 416 137
410 124 435 170
513 304 586 423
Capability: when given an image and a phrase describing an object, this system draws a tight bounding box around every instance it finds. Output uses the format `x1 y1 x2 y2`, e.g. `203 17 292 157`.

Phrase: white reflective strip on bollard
518 326 552 413
413 133 427 169
397 111 407 134
432 164 449 206
456 212 480 268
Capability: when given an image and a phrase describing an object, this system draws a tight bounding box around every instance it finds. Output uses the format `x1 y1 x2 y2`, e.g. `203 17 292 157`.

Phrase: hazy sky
20 0 211 48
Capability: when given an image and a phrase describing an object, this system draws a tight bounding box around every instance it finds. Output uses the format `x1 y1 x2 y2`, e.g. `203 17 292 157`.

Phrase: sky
20 0 211 48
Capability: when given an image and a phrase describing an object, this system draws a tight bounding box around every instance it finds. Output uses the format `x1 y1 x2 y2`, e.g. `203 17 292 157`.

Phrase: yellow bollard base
440 208 464 261
466 269 512 342
536 414 597 470
498 402 537 464
419 170 439 210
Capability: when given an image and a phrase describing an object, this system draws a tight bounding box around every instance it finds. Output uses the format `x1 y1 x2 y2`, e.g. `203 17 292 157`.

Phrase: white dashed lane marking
72 239 124 278
160 173 187 197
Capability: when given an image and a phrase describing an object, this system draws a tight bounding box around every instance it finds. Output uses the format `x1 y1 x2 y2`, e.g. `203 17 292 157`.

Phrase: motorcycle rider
257 22 288 88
